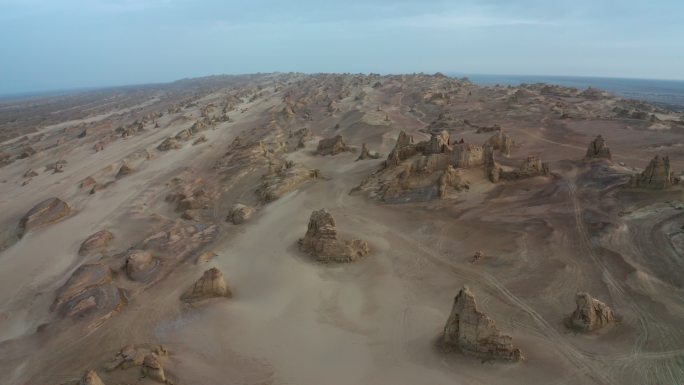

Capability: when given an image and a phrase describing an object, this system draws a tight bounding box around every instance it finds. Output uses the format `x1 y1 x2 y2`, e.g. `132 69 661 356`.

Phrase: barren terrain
0 73 683 385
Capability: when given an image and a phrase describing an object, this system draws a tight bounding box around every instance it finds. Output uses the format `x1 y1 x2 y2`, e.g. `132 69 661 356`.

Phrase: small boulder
124 249 159 282
116 163 133 178
227 203 255 224
181 267 232 302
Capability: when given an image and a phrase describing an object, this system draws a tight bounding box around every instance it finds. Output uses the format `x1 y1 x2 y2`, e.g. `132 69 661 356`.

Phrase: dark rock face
299 209 369 262
568 292 616 332
629 155 678 189
442 286 523 362
51 263 126 322
18 197 71 238
316 135 351 155
181 267 232 302
585 135 612 161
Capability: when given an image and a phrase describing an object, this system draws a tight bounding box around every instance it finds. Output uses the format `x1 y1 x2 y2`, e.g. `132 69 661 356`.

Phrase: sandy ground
0 73 683 385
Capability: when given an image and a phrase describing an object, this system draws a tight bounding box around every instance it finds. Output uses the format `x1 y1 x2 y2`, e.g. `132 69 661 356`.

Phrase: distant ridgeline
453 73 684 110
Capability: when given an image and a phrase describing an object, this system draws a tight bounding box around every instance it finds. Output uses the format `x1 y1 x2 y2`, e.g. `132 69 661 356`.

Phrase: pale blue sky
1 0 683 94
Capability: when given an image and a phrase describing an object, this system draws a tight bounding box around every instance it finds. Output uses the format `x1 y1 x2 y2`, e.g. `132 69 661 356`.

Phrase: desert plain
0 73 683 385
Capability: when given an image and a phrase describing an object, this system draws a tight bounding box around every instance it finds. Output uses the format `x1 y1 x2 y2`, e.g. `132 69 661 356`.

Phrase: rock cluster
227 203 255 224
299 209 369 262
105 345 170 384
568 292 616 332
181 267 232 302
442 286 523 362
488 155 550 183
316 135 351 155
629 155 678 189
51 263 126 321
18 197 71 238
78 230 114 256
585 135 612 161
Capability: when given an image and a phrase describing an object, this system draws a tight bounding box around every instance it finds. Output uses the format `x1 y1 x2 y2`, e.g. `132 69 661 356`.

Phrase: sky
1 0 683 94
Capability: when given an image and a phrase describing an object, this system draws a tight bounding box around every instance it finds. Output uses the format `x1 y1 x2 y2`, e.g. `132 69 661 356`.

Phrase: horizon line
2 71 684 100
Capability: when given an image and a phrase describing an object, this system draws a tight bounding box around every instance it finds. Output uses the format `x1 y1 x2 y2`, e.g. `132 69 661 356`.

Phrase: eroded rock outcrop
585 135 612 161
141 354 167 383
628 155 678 189
157 137 182 151
486 130 513 156
181 267 232 302
356 143 381 160
51 263 126 322
442 286 523 362
18 197 71 238
568 292 615 332
80 370 106 385
227 203 255 224
78 230 114 256
299 209 369 262
124 249 160 282
116 163 133 178
438 166 470 199
316 135 351 155
257 163 319 202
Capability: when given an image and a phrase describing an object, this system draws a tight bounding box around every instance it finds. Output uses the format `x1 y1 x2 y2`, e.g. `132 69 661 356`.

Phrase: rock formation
18 197 71 238
494 156 550 182
585 135 612 161
299 209 369 262
629 155 677 189
442 286 523 362
78 230 114 256
257 163 319 202
124 249 159 282
80 370 106 385
105 344 168 372
568 292 616 332
51 263 126 321
356 143 381 160
438 166 470 199
227 203 255 224
116 163 133 178
157 137 182 151
316 135 351 155
141 354 167 383
181 267 232 302
486 130 513 156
